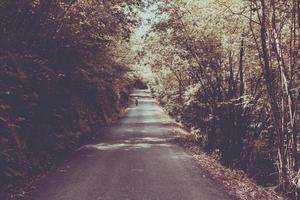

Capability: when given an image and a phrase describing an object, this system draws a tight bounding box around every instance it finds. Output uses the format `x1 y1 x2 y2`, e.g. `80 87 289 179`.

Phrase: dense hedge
0 0 140 198
152 84 278 185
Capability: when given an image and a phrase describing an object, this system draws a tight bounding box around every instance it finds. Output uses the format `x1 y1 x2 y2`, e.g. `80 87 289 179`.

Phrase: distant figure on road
135 97 139 106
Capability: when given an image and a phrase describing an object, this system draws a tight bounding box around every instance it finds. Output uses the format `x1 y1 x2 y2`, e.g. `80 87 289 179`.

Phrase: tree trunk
239 32 245 96
259 0 288 191
271 0 298 173
228 51 236 98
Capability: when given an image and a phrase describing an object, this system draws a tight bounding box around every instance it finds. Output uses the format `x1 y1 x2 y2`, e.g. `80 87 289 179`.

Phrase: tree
139 0 300 195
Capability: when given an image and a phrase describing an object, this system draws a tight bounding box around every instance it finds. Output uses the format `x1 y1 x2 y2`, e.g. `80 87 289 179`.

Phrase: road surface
27 90 233 200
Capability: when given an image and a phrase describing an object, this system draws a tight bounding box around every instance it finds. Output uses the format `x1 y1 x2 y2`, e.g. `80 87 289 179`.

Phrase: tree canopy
137 0 300 196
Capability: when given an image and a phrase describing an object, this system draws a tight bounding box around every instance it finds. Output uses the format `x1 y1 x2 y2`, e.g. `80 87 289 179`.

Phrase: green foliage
141 0 300 192
0 0 141 197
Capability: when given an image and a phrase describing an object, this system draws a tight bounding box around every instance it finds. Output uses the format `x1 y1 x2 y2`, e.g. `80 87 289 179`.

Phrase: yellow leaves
15 117 25 123
3 167 24 178
0 104 11 111
0 116 8 124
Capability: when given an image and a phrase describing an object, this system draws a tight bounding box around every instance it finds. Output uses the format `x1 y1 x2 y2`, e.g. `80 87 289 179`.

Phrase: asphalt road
27 90 233 200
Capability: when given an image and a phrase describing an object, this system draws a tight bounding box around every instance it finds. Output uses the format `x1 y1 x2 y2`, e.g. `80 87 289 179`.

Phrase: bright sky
130 0 162 81
132 0 161 43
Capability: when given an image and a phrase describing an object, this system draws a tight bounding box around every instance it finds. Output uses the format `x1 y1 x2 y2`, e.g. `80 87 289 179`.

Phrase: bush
0 0 139 197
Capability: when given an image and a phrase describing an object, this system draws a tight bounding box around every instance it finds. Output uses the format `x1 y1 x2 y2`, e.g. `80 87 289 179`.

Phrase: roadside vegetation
139 0 300 198
1 0 300 199
0 0 142 198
